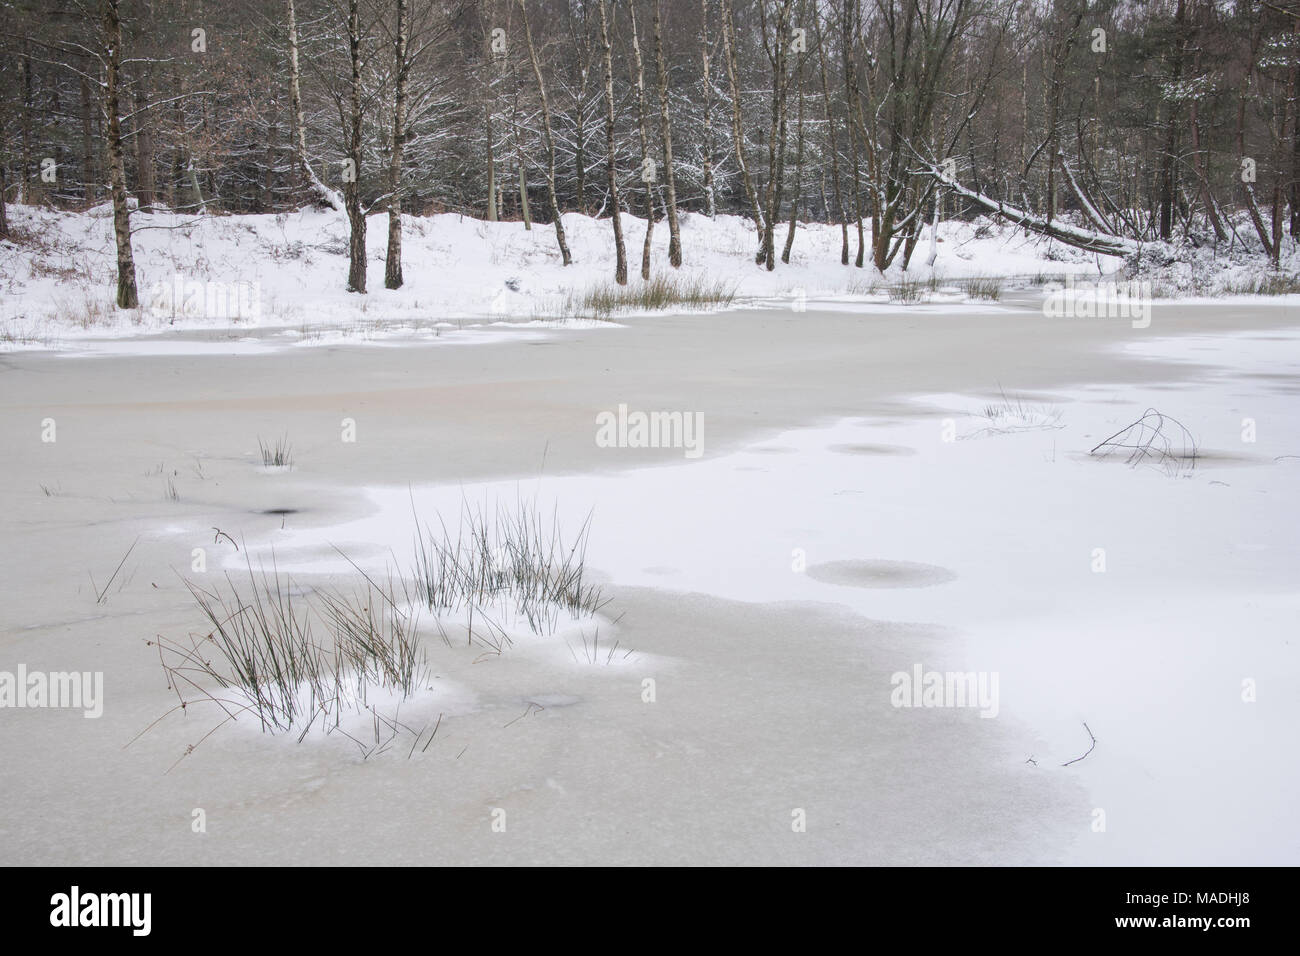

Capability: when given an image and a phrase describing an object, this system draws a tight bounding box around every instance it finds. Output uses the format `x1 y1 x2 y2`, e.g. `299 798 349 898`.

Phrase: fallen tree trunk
924 166 1138 257
1057 149 1112 235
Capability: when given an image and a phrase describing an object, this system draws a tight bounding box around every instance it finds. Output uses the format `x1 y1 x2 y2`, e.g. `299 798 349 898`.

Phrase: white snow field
0 208 1298 865
1 202 1120 350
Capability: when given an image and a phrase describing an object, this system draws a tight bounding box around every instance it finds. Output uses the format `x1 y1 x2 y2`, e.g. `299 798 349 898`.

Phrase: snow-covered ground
2 201 1124 349
1 295 1296 864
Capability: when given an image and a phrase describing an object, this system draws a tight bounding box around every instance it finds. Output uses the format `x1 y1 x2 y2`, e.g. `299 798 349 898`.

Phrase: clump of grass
1222 272 1300 296
58 290 111 329
318 571 425 699
887 278 928 304
411 495 608 644
846 275 884 296
148 554 426 757
967 388 1064 438
142 498 610 764
574 275 735 319
1 327 50 347
962 274 1003 300
258 434 293 468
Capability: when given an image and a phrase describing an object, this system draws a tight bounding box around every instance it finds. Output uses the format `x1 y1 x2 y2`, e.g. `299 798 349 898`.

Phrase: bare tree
759 0 795 270
782 3 806 265
813 7 848 263
630 0 655 280
520 0 572 264
345 0 367 293
597 0 628 284
103 0 138 309
722 0 764 241
699 0 716 218
385 0 410 289
841 0 865 267
288 0 343 210
653 0 681 266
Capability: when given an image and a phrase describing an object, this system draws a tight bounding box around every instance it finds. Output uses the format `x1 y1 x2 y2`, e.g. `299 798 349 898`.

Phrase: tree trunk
814 10 848 264
104 0 139 309
722 0 764 239
566 3 593 216
20 45 34 204
1157 0 1187 241
654 0 682 266
1293 21 1300 239
521 0 572 263
286 0 343 210
630 1 654 281
1237 17 1274 257
385 0 408 289
929 167 1137 256
187 155 206 213
1187 37 1226 242
598 0 628 284
781 29 804 265
761 0 793 271
134 86 156 213
700 0 716 218
842 0 864 267
574 71 589 214
262 103 277 213
80 76 97 203
345 0 366 293
519 166 531 229
486 106 497 221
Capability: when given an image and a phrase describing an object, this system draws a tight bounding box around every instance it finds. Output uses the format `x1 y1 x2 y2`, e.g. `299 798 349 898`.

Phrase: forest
1 0 1296 306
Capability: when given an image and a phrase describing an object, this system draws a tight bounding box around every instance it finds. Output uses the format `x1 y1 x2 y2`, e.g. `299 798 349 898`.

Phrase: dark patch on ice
807 559 957 589
1188 449 1269 468
260 508 300 515
829 443 917 457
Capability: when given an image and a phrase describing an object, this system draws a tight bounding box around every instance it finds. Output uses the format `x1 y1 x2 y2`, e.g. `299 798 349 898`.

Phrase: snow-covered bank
1 202 1124 349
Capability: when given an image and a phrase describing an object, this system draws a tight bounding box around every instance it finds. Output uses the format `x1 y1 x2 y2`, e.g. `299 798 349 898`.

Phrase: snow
224 328 1300 864
1 201 1121 351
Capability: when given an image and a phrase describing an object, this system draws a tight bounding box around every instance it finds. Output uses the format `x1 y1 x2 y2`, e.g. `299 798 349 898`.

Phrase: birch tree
385 0 409 288
597 0 628 284
653 0 682 266
103 0 138 308
520 0 573 264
